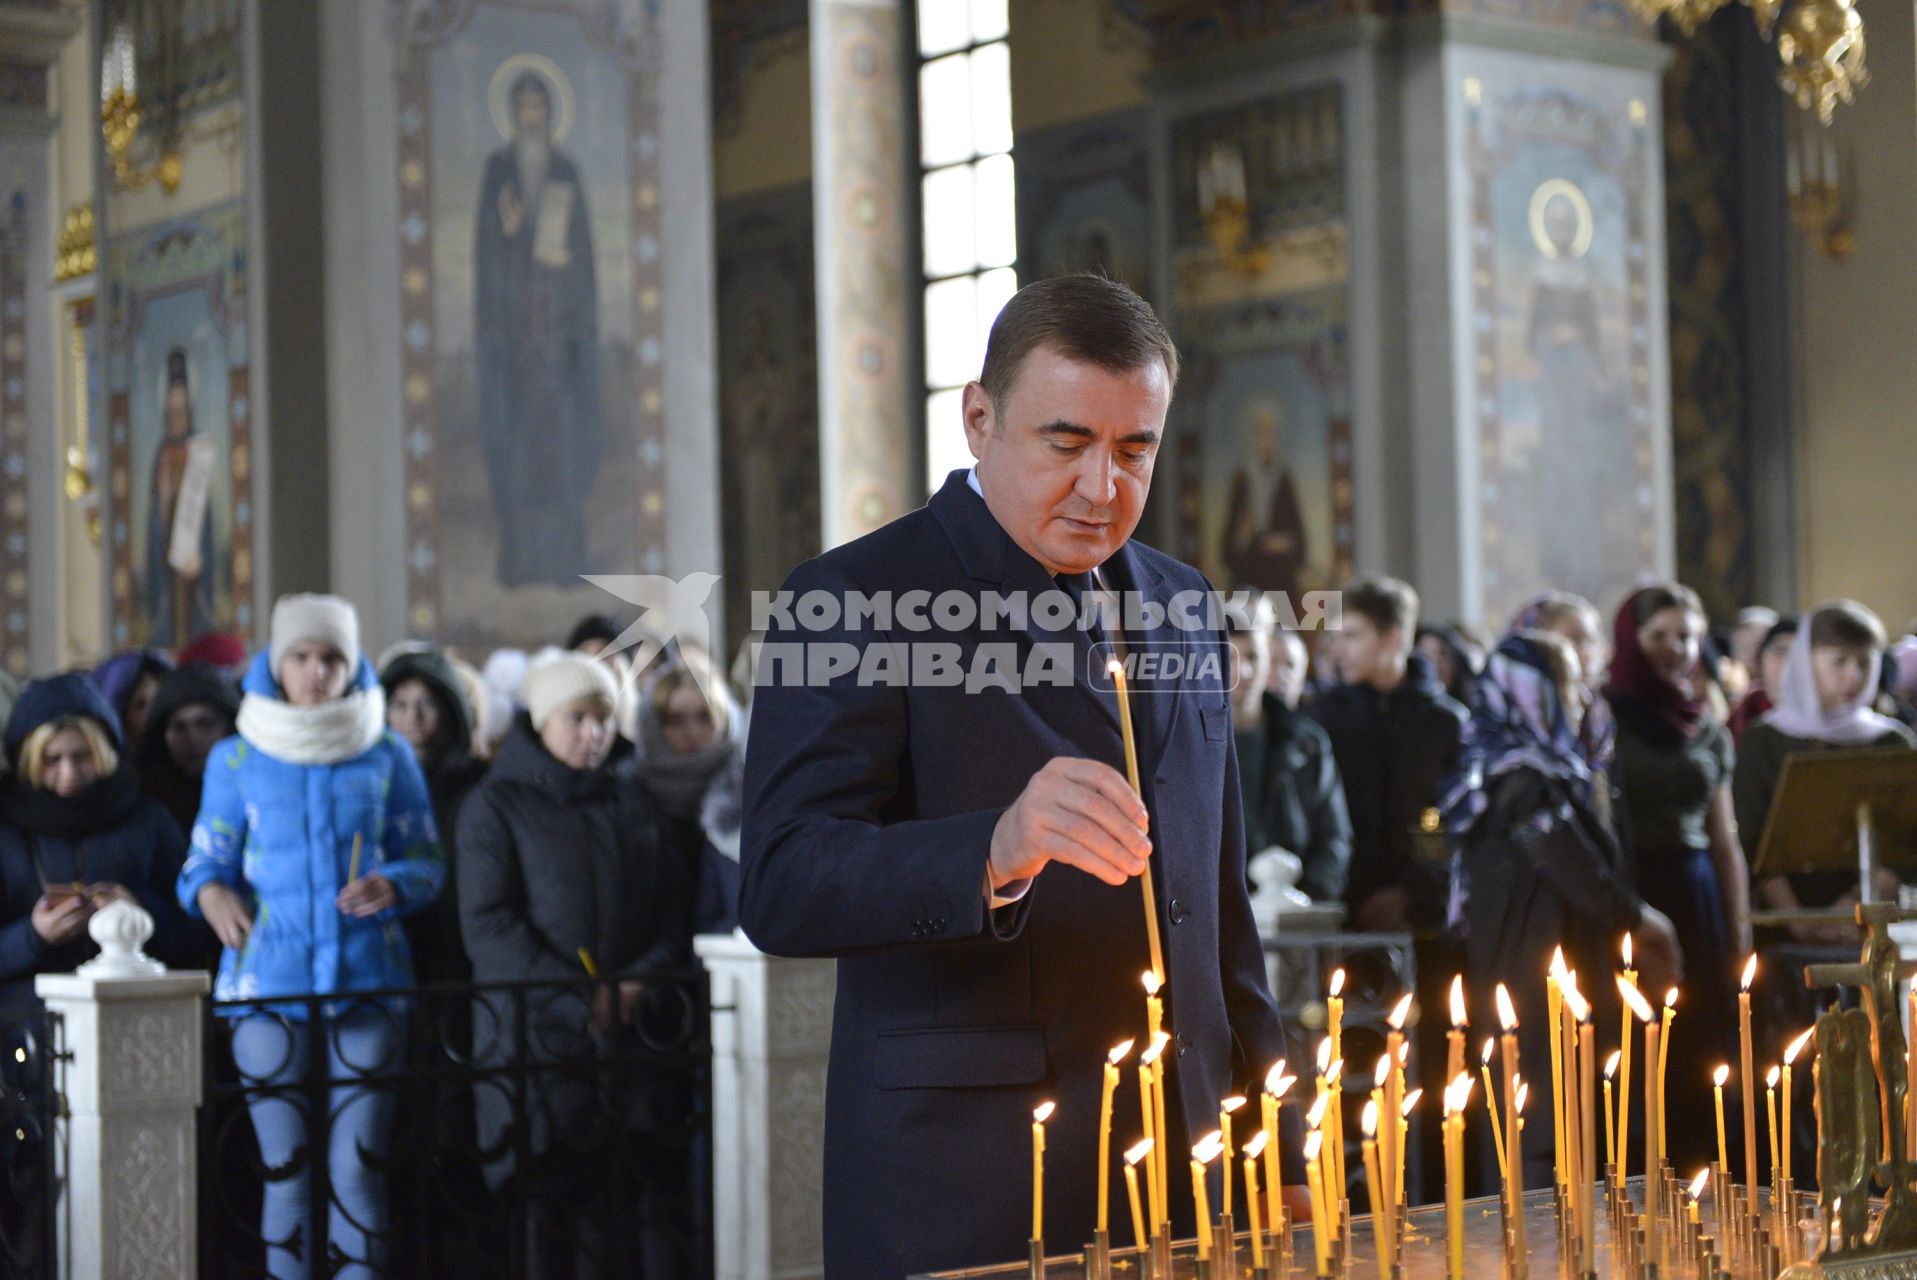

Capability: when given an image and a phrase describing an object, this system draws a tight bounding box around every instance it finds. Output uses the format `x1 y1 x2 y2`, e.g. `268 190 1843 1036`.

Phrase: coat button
1168 899 1187 925
1176 1034 1190 1058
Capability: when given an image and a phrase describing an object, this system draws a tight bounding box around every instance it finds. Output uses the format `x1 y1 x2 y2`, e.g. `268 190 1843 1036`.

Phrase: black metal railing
200 972 712 1280
0 1007 65 1280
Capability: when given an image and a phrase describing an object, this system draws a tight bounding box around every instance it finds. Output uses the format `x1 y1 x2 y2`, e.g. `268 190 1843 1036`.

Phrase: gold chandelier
99 18 183 194
1627 0 1867 127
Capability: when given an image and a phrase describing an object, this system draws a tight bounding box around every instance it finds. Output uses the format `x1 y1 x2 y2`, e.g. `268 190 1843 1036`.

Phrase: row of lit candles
1027 939 1835 1274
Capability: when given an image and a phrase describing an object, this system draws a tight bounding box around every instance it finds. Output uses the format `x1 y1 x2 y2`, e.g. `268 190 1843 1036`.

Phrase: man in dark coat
741 275 1304 1280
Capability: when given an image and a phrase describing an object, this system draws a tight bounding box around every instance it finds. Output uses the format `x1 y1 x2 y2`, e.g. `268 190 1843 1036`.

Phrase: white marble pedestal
35 967 210 1280
696 932 836 1280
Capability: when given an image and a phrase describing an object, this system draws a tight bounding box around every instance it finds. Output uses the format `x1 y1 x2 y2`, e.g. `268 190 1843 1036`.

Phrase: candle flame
1143 970 1162 997
1141 1034 1169 1067
1549 946 1567 979
1402 1088 1423 1117
1664 987 1679 1010
1108 659 1124 676
1330 968 1346 998
1195 1132 1224 1164
1767 1065 1781 1089
1304 1131 1324 1162
1495 983 1518 1030
1317 1038 1332 1073
1443 1075 1470 1115
1362 1099 1380 1137
1481 1036 1496 1066
1034 1101 1056 1124
1515 1081 1529 1113
1125 1139 1154 1165
1713 1064 1730 1088
1388 993 1414 1030
1265 1061 1288 1094
1245 1130 1270 1159
1276 1074 1298 1098
1327 1059 1344 1085
1562 984 1591 1024
1622 932 1633 967
1784 1028 1814 1064
1741 953 1758 991
1375 1054 1393 1089
1616 975 1654 1023
1306 1094 1328 1129
1449 974 1467 1027
1604 1050 1621 1080
1222 1095 1247 1115
1397 1042 1409 1066
1110 1039 1136 1064
1687 1169 1709 1201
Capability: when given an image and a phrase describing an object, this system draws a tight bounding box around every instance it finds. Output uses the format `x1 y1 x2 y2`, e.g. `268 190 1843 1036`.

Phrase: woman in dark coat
1446 632 1679 1186
458 654 691 1280
134 663 241 838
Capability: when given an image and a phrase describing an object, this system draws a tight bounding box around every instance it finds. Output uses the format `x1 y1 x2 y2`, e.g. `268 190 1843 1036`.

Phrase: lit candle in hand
1032 1101 1055 1243
1109 659 1163 984
1098 1040 1134 1235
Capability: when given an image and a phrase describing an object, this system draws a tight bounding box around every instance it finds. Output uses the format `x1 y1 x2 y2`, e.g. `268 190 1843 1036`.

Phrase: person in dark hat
382 648 487 985
135 663 241 837
564 613 621 656
91 647 174 747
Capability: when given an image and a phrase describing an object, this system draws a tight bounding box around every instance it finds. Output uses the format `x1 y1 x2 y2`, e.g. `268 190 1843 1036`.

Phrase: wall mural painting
102 202 254 651
1466 76 1658 626
388 0 666 650
1015 109 1153 299
715 183 819 646
1162 85 1355 601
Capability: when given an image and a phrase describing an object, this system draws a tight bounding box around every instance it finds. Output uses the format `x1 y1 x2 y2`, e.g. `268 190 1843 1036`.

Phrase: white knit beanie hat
269 594 360 675
522 649 620 731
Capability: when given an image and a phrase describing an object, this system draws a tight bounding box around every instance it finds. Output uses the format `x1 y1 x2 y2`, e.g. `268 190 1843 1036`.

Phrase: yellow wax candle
1617 977 1656 1246
1444 1075 1471 1280
1221 1096 1246 1218
1560 979 1593 1260
1384 993 1412 1212
348 831 363 882
1398 1088 1422 1213
1108 660 1163 985
1152 1054 1170 1230
1448 974 1468 1087
1480 1037 1507 1182
1361 1101 1391 1280
1192 1134 1221 1260
1908 979 1917 1155
1603 1051 1620 1173
1245 1130 1269 1269
1687 1168 1707 1229
1495 985 1525 1261
1782 1028 1812 1184
1712 1064 1731 1177
1139 1036 1166 1233
1032 1101 1054 1242
1548 949 1566 1190
1739 954 1758 1194
1328 969 1346 1067
1263 1063 1294 1235
1657 987 1677 1170
1766 1066 1781 1185
1618 934 1637 1180
1143 971 1164 1040
1124 1140 1152 1251
576 947 599 979
1579 1012 1597 1266
1326 1058 1346 1239
1304 1131 1331 1278
1099 1039 1133 1235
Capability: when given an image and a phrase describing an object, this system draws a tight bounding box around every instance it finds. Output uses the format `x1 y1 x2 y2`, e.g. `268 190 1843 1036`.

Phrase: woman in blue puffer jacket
178 594 443 1280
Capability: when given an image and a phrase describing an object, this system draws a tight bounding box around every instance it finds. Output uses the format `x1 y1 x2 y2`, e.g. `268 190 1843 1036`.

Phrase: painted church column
1395 14 1675 628
810 0 915 550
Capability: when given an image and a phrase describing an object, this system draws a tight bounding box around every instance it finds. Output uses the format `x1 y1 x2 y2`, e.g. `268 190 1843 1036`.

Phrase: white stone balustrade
696 931 836 1280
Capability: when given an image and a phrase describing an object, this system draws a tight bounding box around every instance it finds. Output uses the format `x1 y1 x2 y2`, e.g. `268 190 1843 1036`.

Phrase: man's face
514 89 551 145
962 346 1169 576
1269 632 1308 708
1332 614 1398 687
1759 632 1792 694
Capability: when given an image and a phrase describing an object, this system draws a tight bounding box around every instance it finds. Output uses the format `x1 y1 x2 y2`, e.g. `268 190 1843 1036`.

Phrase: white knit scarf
237 684 388 765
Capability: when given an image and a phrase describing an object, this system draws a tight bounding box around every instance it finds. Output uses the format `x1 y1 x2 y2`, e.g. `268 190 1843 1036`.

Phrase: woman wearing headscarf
1734 600 1917 941
458 652 691 1278
177 594 444 1280
1604 582 1748 1169
134 663 241 837
90 647 174 746
1444 632 1676 1184
381 649 487 985
633 654 744 938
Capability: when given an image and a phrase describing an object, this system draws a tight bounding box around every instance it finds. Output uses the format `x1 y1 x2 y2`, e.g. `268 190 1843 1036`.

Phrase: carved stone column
35 960 211 1280
696 932 836 1280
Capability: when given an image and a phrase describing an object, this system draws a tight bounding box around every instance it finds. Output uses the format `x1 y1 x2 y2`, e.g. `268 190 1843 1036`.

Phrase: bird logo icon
580 572 722 699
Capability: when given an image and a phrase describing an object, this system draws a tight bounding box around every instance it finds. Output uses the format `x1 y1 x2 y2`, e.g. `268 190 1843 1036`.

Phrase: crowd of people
1 573 1914 1271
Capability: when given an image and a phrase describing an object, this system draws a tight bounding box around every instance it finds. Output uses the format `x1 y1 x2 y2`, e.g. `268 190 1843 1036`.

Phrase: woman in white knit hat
458 650 692 1276
177 593 444 1280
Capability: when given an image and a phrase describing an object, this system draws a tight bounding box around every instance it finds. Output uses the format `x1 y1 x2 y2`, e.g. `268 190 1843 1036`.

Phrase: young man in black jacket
1308 576 1467 934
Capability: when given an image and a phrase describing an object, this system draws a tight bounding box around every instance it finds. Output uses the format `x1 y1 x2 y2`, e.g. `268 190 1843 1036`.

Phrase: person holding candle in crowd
1442 630 1680 1186
176 594 445 1280
1605 582 1747 1172
740 274 1307 1279
1735 599 1917 939
459 651 693 1279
